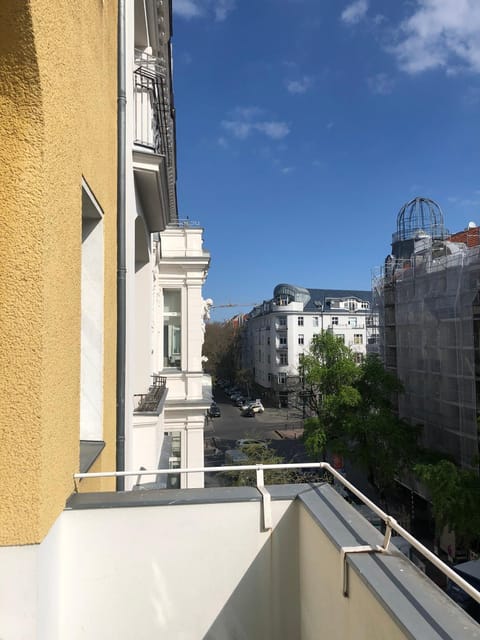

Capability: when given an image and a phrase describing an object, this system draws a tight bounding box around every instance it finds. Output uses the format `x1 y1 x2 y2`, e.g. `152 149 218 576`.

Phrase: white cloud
173 0 203 19
281 167 294 174
341 0 369 26
286 75 313 94
367 72 395 95
256 121 290 139
221 121 253 139
173 0 236 22
221 107 290 141
214 0 235 21
390 0 480 74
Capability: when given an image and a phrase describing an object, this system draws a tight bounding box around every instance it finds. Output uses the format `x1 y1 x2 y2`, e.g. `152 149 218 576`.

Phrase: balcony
133 50 177 230
133 51 172 159
133 374 167 414
65 464 480 639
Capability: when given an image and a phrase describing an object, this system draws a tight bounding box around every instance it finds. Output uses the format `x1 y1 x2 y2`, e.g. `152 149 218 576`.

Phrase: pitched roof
304 288 372 311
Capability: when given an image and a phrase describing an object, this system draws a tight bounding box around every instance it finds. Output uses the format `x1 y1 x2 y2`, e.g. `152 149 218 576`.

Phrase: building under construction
373 197 480 469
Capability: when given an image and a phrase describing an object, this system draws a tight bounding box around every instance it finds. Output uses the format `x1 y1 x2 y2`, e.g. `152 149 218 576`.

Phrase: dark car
208 404 221 418
241 408 255 417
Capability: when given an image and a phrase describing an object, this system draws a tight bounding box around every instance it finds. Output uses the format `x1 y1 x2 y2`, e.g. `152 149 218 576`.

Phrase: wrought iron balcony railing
133 51 173 168
134 374 167 414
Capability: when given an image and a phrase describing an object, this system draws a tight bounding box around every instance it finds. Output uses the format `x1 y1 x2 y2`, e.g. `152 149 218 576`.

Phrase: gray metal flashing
299 484 480 639
65 484 312 511
79 440 105 474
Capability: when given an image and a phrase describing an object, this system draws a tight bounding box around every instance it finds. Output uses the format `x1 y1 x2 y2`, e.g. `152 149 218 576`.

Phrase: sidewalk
254 405 304 440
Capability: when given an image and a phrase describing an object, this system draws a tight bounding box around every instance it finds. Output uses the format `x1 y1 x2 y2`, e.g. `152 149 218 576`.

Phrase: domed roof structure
273 283 311 305
394 197 447 243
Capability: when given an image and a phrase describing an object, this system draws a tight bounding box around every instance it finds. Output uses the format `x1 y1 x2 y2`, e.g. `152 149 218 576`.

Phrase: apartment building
373 196 480 469
243 284 373 405
126 1 211 488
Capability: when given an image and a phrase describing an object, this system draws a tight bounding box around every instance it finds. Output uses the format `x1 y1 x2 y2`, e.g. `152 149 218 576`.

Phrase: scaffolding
374 198 480 469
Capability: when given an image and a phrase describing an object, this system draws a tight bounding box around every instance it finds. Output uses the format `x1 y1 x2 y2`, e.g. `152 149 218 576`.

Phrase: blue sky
172 0 480 321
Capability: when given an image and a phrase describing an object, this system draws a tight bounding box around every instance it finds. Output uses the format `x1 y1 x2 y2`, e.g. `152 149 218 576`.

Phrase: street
203 387 308 484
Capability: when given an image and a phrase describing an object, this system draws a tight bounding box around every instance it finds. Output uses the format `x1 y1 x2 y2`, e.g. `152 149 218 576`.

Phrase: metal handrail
73 461 480 607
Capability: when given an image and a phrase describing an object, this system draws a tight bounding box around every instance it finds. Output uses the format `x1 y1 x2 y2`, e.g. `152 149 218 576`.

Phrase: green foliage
301 344 420 493
226 443 298 486
303 417 327 458
414 460 480 548
343 355 420 492
300 331 361 460
202 322 240 379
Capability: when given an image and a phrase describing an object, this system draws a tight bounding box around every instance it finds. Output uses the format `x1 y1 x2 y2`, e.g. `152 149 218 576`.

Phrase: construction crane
211 302 260 309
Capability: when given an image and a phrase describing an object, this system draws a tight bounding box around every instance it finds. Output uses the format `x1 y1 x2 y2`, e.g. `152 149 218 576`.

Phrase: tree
230 442 296 486
300 331 361 460
235 368 254 398
202 321 239 380
414 459 480 552
342 355 420 498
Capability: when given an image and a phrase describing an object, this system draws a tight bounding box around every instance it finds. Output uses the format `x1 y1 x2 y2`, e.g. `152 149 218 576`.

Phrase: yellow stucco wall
0 0 117 545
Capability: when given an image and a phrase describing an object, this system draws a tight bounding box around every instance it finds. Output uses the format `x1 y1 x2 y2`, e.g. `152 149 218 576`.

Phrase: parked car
446 560 480 623
225 449 249 464
241 408 256 417
235 438 267 449
247 400 264 413
207 403 221 418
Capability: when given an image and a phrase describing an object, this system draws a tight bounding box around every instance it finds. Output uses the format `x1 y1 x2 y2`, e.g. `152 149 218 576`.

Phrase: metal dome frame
394 197 447 242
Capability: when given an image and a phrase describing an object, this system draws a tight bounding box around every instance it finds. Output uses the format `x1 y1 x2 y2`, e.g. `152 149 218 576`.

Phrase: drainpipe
116 0 126 491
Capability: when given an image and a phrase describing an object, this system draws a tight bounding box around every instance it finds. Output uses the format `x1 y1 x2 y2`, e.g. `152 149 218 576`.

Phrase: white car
247 401 264 413
235 439 267 449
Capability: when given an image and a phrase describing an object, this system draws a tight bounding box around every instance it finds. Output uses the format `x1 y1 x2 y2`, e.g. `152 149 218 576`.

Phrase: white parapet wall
1 484 479 640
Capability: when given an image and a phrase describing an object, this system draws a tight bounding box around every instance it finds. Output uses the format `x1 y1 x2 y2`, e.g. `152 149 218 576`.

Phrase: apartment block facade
373 197 480 469
125 1 211 489
243 284 373 405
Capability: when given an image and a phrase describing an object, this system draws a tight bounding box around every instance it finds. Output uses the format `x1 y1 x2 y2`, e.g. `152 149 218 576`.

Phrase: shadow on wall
203 501 300 640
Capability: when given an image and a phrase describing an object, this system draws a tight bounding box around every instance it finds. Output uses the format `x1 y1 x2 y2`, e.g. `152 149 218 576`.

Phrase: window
298 316 304 326
163 289 182 368
313 316 319 327
166 431 182 489
347 299 357 311
331 316 339 325
354 353 364 364
298 334 304 345
268 373 272 382
337 334 345 344
348 317 358 328
267 336 270 345
278 316 287 326
81 182 104 441
279 336 287 346
354 334 363 344
278 373 286 384
280 353 288 365
267 354 270 364
361 301 369 309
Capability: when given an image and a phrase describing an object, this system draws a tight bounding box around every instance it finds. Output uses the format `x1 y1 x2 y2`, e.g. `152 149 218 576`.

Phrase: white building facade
125 0 211 488
243 284 373 405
